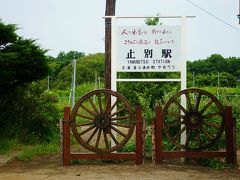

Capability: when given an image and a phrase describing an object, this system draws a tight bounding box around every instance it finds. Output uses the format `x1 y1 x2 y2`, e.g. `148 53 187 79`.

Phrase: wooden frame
153 105 237 165
62 106 143 166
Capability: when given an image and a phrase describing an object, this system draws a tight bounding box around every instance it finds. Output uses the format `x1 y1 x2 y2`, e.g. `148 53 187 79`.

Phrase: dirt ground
0 154 240 180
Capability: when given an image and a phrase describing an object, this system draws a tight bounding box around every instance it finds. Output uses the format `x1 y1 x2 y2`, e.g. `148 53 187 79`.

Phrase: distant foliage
188 54 240 79
144 14 162 26
193 72 237 87
57 50 85 62
52 53 104 89
43 51 85 87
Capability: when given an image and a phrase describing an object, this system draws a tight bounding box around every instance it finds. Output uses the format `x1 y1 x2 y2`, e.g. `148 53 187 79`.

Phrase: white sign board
116 26 181 72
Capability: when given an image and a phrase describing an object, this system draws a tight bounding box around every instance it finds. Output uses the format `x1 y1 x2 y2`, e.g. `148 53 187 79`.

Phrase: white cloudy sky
0 0 239 60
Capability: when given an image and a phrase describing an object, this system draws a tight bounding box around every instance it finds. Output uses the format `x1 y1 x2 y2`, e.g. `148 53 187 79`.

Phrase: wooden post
225 106 237 165
135 106 143 165
154 105 163 164
152 120 155 163
105 0 116 89
142 117 146 162
63 107 71 166
60 119 63 164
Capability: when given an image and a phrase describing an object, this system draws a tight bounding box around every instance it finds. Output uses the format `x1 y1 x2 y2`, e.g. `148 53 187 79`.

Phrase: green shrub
0 139 19 155
55 82 103 109
0 83 61 144
118 139 135 152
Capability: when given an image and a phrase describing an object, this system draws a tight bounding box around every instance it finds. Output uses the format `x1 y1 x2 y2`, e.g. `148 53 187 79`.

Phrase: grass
17 143 60 161
0 138 60 161
0 139 20 155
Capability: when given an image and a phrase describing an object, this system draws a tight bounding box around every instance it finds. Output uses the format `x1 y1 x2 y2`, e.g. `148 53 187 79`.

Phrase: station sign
116 25 181 72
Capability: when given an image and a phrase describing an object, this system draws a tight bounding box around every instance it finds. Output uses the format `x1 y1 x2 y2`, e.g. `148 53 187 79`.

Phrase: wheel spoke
89 98 99 114
200 100 213 114
185 93 193 111
204 121 220 129
80 104 96 117
200 127 213 141
194 93 202 112
109 107 126 117
111 125 127 138
77 113 95 121
173 100 187 114
185 129 192 147
79 125 96 136
109 131 119 145
173 126 186 140
103 130 109 149
111 115 130 121
203 112 221 119
166 120 185 128
167 111 185 119
107 99 118 114
86 127 98 144
95 129 102 148
111 122 131 128
195 129 203 146
171 145 179 151
97 94 103 114
75 122 94 127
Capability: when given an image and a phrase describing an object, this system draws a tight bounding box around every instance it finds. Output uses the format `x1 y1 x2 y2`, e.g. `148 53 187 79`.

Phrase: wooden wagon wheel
162 88 225 151
70 89 135 154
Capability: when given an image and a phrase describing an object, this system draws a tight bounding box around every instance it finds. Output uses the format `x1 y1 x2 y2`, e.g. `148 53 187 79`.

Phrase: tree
187 54 240 79
145 14 162 26
0 20 60 143
57 50 85 62
53 53 104 89
0 21 49 92
0 21 17 47
194 72 236 87
45 51 85 83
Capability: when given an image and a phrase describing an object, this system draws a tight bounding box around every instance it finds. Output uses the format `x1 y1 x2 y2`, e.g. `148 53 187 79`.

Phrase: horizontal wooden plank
162 151 228 159
70 153 136 160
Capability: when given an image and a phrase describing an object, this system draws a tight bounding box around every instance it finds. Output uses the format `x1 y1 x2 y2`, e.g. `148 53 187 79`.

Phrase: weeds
17 143 59 161
0 139 20 155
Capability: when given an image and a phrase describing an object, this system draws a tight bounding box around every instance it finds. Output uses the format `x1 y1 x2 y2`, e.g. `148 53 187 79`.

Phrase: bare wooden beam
105 0 116 90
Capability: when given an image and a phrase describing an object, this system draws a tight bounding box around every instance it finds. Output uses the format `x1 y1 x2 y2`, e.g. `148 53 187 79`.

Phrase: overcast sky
0 0 239 60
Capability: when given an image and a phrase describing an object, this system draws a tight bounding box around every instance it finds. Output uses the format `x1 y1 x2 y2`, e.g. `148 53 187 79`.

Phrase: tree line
47 53 239 91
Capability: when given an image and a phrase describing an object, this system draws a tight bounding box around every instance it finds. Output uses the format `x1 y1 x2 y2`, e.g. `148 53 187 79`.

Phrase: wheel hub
95 113 110 129
185 112 203 129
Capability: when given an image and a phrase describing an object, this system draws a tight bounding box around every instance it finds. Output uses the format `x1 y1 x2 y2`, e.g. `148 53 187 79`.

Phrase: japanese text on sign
116 26 181 72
